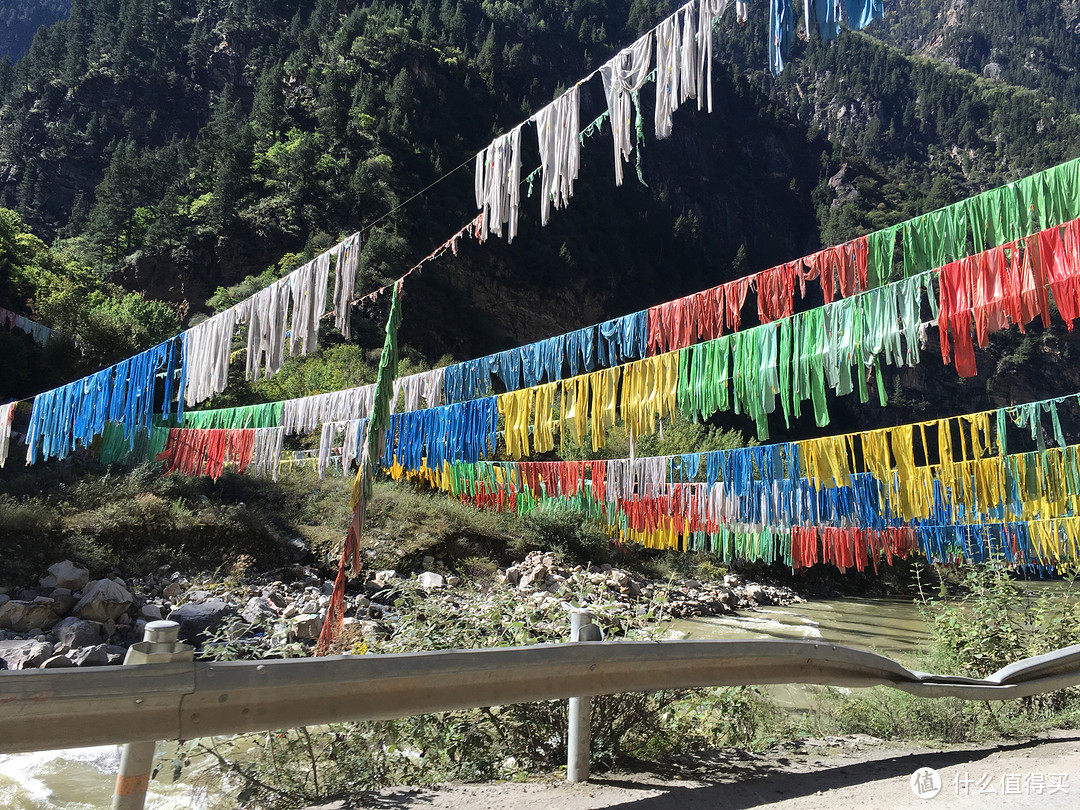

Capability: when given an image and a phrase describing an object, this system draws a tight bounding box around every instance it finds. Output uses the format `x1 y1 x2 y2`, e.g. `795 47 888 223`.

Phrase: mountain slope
3 0 1080 376
0 0 69 61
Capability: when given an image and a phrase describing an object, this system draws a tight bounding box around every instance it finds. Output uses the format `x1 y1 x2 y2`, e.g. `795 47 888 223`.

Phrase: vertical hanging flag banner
318 282 403 654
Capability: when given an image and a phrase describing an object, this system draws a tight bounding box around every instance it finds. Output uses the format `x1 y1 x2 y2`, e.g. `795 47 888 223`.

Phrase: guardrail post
111 620 194 810
567 610 601 784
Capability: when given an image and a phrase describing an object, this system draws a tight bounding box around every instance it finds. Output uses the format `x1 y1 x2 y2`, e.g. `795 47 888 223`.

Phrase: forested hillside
0 0 70 61
3 0 1080 418
877 0 1080 108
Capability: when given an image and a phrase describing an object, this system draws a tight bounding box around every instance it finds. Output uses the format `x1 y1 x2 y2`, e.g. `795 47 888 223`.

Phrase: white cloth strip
599 32 654 186
242 277 290 382
0 402 15 467
289 251 331 358
474 126 523 242
531 85 581 226
332 233 362 339
251 426 284 482
183 308 237 407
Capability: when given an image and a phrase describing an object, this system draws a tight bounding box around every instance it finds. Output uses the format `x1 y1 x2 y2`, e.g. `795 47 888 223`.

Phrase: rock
285 537 310 562
517 570 539 590
291 614 324 640
682 579 702 590
73 579 134 623
0 594 8 607
41 654 74 669
281 603 299 619
422 556 436 569
242 597 278 624
372 570 398 586
70 644 110 667
48 588 77 614
185 589 212 603
743 584 766 603
504 567 521 585
162 582 181 600
167 600 237 646
446 575 461 588
354 620 382 639
0 599 61 633
263 589 287 609
417 572 445 590
40 560 90 591
52 616 104 649
0 639 54 669
139 604 163 621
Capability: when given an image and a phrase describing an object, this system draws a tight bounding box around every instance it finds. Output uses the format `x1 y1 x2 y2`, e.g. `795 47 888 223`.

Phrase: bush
178 579 785 808
521 504 610 564
818 563 1080 742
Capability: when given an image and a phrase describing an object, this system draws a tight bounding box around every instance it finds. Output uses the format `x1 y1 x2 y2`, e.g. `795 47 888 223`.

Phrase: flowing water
666 596 931 662
664 596 932 709
0 745 208 809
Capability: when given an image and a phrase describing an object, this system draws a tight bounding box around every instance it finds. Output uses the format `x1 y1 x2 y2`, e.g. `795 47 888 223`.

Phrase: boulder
417 572 445 590
263 589 287 609
285 537 310 562
48 588 77 614
52 616 104 649
742 584 766 603
291 614 324 640
0 598 61 632
241 597 278 624
348 619 383 640
167 599 237 645
73 579 133 623
40 560 90 591
69 644 110 667
40 654 74 669
139 604 163 621
0 639 55 669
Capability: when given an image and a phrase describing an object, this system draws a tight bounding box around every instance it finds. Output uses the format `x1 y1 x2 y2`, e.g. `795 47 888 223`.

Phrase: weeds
815 563 1080 743
175 576 784 808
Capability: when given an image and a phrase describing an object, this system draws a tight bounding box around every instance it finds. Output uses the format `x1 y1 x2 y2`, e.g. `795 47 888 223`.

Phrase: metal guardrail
5 637 1080 755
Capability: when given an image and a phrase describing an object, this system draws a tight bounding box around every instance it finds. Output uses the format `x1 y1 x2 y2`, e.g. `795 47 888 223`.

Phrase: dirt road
362 730 1080 809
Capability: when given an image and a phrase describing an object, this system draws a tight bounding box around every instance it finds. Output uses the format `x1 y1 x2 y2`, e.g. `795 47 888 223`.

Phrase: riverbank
0 549 805 669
